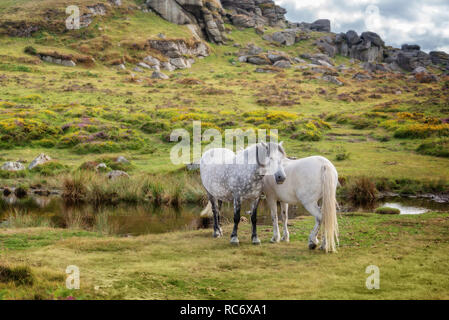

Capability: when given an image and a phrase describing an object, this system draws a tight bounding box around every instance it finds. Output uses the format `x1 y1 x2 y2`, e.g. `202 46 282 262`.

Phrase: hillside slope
0 0 448 197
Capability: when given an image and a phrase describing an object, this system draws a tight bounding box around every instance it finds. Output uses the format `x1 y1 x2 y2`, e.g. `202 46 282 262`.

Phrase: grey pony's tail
200 201 213 217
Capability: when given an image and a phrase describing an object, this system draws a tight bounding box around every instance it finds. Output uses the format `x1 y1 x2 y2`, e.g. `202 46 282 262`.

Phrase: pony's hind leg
230 197 241 245
208 194 223 238
303 202 322 250
280 203 290 242
267 197 280 243
250 198 261 245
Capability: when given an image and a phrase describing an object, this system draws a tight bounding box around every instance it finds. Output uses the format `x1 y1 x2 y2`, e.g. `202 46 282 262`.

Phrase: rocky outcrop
145 38 208 71
384 44 431 72
263 28 310 46
221 0 287 28
334 30 384 62
146 0 226 44
429 51 449 71
41 55 76 67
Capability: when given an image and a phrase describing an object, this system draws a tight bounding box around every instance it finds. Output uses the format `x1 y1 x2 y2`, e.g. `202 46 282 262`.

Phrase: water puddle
0 195 447 236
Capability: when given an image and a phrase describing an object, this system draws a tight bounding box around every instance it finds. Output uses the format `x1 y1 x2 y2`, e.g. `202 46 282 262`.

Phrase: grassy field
0 0 448 194
0 0 448 300
1 212 448 300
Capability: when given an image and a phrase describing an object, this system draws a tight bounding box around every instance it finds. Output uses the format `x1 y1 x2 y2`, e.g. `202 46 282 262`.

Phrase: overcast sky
275 0 449 53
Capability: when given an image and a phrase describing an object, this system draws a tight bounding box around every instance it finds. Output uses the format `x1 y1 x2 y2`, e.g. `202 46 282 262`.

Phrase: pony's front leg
267 197 280 243
208 194 223 238
230 197 241 245
250 198 261 245
280 202 290 242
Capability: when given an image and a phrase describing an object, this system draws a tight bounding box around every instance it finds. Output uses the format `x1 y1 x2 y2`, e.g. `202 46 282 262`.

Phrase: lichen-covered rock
151 71 169 79
148 39 209 58
107 170 130 179
1 161 25 171
28 153 51 170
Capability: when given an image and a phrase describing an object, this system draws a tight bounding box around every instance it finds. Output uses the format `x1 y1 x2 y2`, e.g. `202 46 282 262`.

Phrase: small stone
116 156 129 163
151 71 169 79
107 170 129 180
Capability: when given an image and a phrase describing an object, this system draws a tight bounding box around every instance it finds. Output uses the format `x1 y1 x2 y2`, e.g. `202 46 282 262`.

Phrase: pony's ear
279 141 284 147
261 142 268 149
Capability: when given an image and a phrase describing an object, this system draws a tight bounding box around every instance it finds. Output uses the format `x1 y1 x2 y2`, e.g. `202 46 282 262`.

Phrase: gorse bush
0 118 60 144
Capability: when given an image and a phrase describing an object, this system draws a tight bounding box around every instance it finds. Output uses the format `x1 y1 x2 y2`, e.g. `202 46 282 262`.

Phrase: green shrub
24 46 37 55
31 161 70 176
140 120 169 134
375 207 400 215
73 141 122 154
335 152 350 161
416 139 449 158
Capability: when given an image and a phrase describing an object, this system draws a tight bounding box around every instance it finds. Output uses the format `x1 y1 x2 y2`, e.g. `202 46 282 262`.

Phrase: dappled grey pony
200 142 287 245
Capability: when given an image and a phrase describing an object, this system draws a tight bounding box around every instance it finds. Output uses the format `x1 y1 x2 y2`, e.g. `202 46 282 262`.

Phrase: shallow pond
0 195 447 236
349 197 449 215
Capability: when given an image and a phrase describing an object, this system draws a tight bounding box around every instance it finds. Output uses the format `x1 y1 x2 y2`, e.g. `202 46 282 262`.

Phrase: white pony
263 156 339 252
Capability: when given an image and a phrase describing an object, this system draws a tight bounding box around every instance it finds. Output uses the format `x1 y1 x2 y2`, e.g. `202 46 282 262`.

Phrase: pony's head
256 142 287 184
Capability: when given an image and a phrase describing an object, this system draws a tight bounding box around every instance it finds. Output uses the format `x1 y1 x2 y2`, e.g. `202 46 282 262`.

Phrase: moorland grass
0 212 448 299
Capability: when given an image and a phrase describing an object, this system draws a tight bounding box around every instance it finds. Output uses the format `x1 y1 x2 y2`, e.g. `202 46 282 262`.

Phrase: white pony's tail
200 201 213 217
321 164 339 253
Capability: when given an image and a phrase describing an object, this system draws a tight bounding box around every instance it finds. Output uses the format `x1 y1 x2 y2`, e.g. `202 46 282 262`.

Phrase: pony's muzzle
275 174 286 184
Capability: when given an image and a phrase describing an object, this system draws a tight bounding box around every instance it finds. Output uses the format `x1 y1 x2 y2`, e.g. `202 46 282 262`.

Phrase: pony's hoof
230 236 239 245
213 228 223 238
252 237 261 245
309 243 317 250
270 236 280 243
281 236 290 242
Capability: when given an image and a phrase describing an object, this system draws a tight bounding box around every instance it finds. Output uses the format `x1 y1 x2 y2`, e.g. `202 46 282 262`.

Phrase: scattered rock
116 156 129 163
28 153 51 170
353 73 373 81
107 170 129 180
273 60 291 68
322 75 343 86
247 55 270 65
1 161 25 171
151 71 169 79
137 62 152 70
96 163 108 171
170 57 191 69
